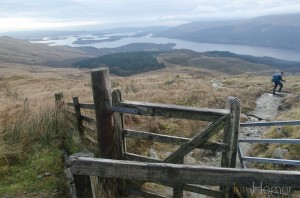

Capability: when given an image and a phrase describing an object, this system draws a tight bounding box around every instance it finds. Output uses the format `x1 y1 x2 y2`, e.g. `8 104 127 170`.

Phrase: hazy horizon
1 0 300 33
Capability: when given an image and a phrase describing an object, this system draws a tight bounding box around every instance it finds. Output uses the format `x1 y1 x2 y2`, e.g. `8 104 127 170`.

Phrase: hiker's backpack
271 74 279 82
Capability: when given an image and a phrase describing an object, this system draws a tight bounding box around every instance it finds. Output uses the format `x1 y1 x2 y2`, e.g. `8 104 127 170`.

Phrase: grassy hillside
186 56 271 75
158 50 300 75
206 51 300 73
0 36 89 66
158 50 273 75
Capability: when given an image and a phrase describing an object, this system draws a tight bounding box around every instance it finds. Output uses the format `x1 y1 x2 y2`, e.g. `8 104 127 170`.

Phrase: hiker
272 71 285 95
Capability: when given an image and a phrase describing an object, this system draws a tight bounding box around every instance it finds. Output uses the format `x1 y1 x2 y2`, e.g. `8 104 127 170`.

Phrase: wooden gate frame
59 68 242 197
62 68 300 198
89 68 241 198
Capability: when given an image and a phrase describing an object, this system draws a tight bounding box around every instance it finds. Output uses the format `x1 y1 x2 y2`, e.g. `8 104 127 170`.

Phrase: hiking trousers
273 81 283 94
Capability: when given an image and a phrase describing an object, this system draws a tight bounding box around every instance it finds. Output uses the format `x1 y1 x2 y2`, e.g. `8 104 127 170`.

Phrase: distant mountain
0 36 90 66
0 30 88 40
158 14 300 50
2 26 169 40
0 37 174 67
157 20 243 38
101 26 170 33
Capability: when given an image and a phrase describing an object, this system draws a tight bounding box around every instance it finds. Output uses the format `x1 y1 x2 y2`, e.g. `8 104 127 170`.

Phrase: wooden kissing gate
56 68 300 198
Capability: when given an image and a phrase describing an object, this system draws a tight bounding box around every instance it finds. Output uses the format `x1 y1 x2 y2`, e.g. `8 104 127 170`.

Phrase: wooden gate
62 67 243 198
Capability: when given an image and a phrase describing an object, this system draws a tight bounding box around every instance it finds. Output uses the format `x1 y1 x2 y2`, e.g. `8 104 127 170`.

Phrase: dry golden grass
0 64 286 155
1 64 298 152
0 65 89 196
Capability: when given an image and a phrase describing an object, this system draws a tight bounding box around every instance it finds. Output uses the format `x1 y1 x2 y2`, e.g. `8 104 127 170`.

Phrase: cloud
0 17 100 32
193 5 218 14
0 0 300 31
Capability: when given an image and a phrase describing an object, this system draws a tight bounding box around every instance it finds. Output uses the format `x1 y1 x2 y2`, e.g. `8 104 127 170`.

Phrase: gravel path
238 93 283 167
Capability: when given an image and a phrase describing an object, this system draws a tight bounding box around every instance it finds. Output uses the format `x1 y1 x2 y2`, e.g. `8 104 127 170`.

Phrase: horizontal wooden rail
66 109 95 124
82 125 95 133
127 182 223 198
240 120 300 127
124 152 162 163
67 102 74 107
119 100 230 122
80 103 95 110
242 157 300 166
69 157 300 187
122 188 167 198
239 139 300 144
67 100 231 122
66 102 95 110
124 129 228 152
158 182 223 198
183 184 222 198
81 115 95 123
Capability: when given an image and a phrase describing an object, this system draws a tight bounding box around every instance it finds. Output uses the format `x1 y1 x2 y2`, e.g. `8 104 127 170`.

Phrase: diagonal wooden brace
164 115 228 164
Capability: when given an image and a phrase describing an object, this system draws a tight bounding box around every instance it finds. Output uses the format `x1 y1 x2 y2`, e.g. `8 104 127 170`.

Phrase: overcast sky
1 0 300 32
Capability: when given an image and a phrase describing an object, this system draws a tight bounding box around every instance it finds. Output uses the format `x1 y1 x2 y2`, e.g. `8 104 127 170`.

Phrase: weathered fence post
173 157 184 198
70 152 94 198
221 96 241 198
91 68 118 197
112 89 127 195
111 89 125 159
55 92 64 109
73 96 84 138
91 67 115 158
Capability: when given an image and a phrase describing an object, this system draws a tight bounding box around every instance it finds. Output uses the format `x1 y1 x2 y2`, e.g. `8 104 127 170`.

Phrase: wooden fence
56 67 300 198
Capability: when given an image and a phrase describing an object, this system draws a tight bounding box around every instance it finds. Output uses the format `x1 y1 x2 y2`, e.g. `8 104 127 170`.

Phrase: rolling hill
1 36 299 76
158 14 300 50
0 36 175 67
158 50 300 75
0 36 90 66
